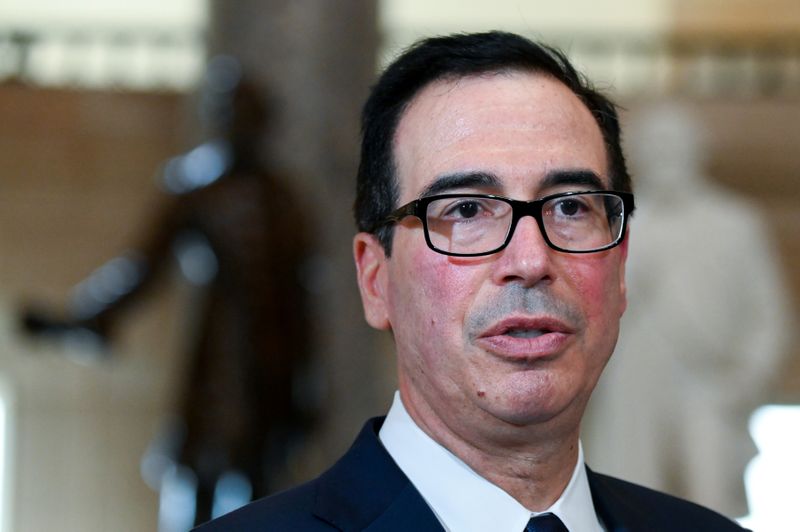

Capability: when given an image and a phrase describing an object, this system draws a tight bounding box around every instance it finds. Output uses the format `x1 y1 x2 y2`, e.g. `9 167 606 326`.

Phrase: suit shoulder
589 472 747 531
193 479 334 531
195 418 394 532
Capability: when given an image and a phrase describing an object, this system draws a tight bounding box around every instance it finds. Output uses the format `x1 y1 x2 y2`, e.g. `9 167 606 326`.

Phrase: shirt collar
379 392 604 532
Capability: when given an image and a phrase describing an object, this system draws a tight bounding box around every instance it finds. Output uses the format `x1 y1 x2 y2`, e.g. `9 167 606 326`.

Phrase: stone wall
0 84 185 532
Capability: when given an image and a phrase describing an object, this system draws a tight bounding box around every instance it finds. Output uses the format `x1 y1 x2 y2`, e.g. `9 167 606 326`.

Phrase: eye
440 199 489 219
554 198 585 217
427 196 509 222
452 201 480 218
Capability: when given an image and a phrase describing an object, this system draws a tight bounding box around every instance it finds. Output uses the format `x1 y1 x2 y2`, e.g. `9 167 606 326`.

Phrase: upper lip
477 315 574 339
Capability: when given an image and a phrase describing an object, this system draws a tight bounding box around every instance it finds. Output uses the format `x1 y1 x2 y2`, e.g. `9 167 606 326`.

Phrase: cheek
388 246 482 344
565 254 626 325
428 255 477 298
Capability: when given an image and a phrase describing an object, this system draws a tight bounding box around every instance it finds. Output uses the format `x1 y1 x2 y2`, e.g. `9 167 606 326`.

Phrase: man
197 31 745 531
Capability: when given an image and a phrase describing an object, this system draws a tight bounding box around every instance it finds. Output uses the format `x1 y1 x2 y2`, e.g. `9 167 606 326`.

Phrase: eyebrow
539 169 606 191
418 169 607 199
419 171 501 198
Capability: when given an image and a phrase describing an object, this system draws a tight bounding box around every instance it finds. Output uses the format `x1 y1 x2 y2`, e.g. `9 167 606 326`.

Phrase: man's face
354 71 628 442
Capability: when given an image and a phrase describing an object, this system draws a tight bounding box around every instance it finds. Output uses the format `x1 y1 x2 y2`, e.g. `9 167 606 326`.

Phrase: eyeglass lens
424 193 624 254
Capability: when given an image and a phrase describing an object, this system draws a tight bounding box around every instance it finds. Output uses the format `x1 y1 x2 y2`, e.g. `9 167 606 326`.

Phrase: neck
399 386 581 511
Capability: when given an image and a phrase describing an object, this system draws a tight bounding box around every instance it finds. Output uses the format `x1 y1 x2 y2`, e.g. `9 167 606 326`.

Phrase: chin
481 388 569 428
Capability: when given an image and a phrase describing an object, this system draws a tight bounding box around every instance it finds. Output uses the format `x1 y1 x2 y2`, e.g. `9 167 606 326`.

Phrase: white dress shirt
379 392 604 532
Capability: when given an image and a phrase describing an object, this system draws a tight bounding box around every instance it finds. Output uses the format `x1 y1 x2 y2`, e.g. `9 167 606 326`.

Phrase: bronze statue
22 56 316 528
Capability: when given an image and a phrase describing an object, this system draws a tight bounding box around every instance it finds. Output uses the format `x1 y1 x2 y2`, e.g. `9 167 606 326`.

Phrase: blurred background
0 0 798 530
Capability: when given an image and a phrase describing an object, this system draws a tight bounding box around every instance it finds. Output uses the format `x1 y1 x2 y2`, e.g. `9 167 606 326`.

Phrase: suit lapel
587 466 649 532
364 483 444 532
312 417 443 531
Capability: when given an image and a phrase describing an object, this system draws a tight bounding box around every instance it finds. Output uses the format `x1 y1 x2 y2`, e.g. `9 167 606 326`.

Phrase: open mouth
474 317 573 359
504 328 547 339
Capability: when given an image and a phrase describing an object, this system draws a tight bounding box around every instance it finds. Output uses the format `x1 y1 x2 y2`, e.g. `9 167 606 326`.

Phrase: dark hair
355 31 630 254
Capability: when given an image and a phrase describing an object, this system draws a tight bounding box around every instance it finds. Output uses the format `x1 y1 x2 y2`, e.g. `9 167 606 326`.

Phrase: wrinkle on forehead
392 72 607 201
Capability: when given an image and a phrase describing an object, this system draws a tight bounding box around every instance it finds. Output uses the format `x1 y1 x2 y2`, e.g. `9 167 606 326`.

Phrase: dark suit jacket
195 417 746 531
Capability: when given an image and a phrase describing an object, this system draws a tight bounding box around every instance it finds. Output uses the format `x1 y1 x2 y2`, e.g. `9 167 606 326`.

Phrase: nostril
500 270 553 286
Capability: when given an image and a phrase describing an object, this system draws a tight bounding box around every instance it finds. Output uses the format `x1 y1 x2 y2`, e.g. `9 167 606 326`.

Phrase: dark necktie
524 512 569 532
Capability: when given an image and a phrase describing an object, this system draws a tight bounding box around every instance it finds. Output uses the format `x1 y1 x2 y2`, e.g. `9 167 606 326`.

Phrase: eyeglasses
375 190 635 257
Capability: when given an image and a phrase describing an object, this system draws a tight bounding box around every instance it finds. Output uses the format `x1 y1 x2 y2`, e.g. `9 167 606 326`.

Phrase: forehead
392 71 608 200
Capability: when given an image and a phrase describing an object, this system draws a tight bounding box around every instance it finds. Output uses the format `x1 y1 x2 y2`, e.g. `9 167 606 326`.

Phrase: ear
617 227 630 316
353 232 391 330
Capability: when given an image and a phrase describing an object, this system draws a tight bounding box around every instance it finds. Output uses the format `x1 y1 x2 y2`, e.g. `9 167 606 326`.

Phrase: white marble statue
583 102 793 518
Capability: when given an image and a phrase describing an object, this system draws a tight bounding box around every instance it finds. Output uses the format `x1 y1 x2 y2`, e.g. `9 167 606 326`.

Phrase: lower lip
475 332 570 360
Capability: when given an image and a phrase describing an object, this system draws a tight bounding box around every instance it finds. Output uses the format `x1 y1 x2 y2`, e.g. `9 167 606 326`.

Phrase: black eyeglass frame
374 190 635 257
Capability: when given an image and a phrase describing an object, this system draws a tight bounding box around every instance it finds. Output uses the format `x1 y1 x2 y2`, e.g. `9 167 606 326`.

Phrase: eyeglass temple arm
368 200 420 232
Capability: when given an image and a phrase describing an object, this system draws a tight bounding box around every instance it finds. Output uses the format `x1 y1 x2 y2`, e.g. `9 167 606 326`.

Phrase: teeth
506 329 545 339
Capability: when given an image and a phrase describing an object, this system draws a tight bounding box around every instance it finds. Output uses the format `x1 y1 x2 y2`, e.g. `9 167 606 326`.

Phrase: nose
491 215 554 287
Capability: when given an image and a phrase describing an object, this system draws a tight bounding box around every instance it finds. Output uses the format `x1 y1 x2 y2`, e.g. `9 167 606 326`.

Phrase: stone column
207 0 395 474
